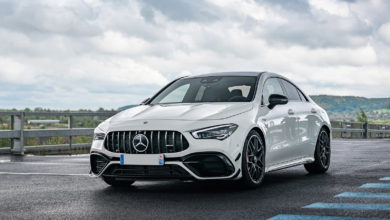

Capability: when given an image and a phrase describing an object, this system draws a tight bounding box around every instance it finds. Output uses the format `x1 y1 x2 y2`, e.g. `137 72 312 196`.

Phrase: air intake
90 154 109 175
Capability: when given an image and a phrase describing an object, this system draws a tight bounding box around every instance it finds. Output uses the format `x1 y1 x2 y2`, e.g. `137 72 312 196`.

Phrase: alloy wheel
318 131 330 168
246 135 264 183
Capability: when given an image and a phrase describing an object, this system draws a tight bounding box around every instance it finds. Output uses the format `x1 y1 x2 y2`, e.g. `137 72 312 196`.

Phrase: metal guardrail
0 111 117 155
0 112 389 155
331 121 390 138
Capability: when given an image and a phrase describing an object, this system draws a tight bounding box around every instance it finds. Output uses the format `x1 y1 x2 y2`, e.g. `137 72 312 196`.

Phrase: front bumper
90 151 239 180
90 119 248 180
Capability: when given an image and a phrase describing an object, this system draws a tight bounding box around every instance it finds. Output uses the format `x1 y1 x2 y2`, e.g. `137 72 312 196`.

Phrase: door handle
311 108 317 114
288 109 294 115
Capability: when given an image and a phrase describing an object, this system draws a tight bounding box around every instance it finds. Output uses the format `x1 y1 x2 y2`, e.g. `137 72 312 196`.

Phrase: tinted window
297 89 307 101
150 76 258 104
281 80 300 101
262 78 285 105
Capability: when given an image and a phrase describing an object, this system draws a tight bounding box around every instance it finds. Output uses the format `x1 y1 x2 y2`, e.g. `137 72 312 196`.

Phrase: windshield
150 76 258 104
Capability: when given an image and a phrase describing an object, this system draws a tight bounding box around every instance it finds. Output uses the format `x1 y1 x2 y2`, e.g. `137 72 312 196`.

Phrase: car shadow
93 167 333 196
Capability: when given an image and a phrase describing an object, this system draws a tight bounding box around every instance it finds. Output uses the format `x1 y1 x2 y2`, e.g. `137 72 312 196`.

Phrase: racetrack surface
0 139 390 219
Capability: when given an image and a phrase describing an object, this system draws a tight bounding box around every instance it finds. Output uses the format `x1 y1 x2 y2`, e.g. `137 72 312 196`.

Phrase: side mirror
140 98 150 105
268 94 288 109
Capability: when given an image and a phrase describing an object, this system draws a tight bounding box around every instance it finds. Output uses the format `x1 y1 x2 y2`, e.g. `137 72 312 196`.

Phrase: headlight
190 124 238 140
93 133 106 140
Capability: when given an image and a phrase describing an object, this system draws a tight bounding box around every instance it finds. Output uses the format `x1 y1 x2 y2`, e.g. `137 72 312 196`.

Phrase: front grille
102 164 193 180
104 131 189 154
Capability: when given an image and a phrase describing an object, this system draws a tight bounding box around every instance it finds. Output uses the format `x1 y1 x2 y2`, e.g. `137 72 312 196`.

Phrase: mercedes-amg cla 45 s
90 72 331 188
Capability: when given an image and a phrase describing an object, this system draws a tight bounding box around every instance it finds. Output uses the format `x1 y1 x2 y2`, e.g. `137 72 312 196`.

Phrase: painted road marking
335 192 390 199
0 172 89 176
269 177 390 219
361 183 390 189
267 214 387 220
25 154 89 157
0 161 87 165
303 202 390 211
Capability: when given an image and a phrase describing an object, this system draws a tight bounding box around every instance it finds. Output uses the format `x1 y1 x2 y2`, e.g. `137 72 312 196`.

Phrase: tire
102 176 135 187
240 130 265 188
304 129 331 174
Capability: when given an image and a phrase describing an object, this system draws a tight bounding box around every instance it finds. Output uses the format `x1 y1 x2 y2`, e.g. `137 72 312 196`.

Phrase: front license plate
120 154 164 166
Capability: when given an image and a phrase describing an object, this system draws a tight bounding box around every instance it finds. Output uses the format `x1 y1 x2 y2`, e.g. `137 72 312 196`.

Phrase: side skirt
265 157 314 173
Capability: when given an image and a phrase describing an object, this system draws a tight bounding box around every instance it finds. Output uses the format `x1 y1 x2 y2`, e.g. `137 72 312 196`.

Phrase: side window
160 84 190 103
281 80 300 101
262 78 285 105
297 89 308 102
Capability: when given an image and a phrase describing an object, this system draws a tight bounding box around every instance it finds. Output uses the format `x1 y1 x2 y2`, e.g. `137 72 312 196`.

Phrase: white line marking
0 162 88 165
0 172 90 176
25 154 89 158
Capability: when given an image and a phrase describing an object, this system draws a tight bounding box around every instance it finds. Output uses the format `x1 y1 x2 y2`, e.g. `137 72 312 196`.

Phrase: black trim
182 152 235 177
90 153 110 175
102 164 193 180
91 151 236 179
235 153 241 161
90 151 119 161
231 169 241 179
277 77 309 102
187 72 264 78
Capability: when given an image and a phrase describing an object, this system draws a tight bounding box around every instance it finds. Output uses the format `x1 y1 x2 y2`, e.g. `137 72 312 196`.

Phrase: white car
90 72 331 188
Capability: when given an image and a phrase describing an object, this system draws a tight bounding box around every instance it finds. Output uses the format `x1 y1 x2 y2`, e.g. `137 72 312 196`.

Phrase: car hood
110 103 253 123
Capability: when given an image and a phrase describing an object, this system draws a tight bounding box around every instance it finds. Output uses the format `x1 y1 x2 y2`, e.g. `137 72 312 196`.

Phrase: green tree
356 109 368 123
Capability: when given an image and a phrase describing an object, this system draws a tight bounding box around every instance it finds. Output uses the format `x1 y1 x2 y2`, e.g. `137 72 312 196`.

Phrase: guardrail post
381 125 385 138
68 115 73 153
342 121 346 138
363 122 368 139
11 113 24 155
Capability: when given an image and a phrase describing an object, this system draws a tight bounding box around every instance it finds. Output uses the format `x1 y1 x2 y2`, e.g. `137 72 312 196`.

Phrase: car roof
186 71 265 78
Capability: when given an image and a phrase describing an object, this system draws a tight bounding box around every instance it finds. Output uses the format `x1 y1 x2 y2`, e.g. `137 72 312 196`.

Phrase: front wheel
304 129 331 174
102 176 135 187
240 130 265 188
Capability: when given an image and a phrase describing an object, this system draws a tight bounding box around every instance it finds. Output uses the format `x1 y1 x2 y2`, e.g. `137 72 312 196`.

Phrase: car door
296 89 322 157
278 79 302 160
261 77 296 167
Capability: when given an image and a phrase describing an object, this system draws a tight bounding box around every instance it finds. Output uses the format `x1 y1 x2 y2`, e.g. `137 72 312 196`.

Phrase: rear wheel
240 130 265 188
304 129 331 174
102 176 135 187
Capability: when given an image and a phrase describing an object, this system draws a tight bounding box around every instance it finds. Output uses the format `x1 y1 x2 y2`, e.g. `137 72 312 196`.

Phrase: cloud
378 22 390 44
0 0 390 110
308 0 351 17
140 0 219 23
0 57 37 84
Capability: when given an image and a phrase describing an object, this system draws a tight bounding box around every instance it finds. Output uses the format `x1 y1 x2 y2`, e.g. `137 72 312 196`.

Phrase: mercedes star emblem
132 134 149 152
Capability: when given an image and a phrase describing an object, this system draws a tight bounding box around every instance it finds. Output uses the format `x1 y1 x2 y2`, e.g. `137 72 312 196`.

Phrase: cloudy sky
1 0 390 110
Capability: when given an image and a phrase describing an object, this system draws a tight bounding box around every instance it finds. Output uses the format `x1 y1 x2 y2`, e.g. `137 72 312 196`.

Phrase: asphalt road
1 139 390 220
